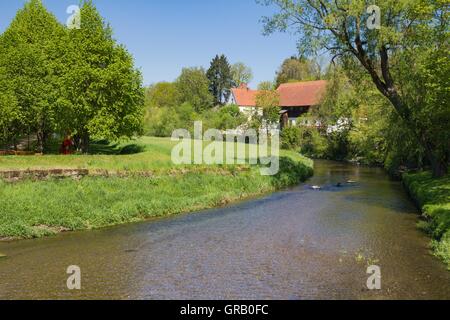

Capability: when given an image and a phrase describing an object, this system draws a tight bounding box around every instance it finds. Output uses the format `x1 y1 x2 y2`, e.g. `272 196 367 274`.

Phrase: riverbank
403 172 450 268
0 137 313 240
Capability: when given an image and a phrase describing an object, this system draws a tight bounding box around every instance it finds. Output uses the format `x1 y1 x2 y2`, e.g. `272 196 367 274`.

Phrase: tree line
262 0 449 177
144 57 249 137
0 0 144 153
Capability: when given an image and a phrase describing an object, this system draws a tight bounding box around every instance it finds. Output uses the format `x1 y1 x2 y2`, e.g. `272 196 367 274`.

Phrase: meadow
0 137 313 240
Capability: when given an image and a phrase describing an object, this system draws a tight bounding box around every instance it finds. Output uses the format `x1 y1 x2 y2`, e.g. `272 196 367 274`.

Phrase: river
0 160 449 300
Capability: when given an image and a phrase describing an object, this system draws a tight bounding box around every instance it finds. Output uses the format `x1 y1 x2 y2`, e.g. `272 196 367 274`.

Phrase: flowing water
0 160 449 300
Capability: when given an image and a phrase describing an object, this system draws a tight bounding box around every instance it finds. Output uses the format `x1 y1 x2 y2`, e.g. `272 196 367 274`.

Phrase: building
230 80 327 128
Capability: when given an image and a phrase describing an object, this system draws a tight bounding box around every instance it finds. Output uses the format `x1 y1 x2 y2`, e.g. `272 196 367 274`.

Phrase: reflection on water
0 161 449 300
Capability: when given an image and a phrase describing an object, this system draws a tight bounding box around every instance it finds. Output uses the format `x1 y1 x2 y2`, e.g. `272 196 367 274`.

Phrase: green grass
0 137 313 240
403 172 450 268
0 136 312 173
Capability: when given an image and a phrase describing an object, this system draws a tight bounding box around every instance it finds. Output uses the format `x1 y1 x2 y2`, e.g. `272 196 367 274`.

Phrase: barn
230 80 327 129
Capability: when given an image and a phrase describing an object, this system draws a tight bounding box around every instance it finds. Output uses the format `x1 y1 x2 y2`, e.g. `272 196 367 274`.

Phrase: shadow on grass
89 140 146 155
41 138 146 155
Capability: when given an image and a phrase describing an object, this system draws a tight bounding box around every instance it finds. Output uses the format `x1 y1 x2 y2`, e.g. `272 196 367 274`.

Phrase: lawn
0 137 314 240
403 172 450 268
0 136 312 173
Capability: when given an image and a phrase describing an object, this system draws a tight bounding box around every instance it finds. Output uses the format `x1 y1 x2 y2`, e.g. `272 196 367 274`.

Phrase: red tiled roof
277 80 327 107
231 84 259 107
231 81 327 108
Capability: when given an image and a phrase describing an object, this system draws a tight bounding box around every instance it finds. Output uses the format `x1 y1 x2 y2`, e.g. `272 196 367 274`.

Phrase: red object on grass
60 136 74 155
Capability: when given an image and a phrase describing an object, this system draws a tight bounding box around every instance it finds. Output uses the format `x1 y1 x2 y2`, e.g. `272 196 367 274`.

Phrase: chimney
239 83 248 90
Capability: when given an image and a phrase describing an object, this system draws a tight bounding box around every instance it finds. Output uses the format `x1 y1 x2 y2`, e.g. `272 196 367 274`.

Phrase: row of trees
262 0 449 177
144 53 325 139
0 0 144 153
144 66 246 137
144 54 260 137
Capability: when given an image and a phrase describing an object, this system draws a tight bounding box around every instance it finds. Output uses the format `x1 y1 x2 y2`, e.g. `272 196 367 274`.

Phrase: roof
231 80 327 108
277 80 327 107
230 84 259 107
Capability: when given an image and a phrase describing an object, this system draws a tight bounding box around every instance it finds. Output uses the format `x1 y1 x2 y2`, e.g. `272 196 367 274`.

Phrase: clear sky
0 0 300 87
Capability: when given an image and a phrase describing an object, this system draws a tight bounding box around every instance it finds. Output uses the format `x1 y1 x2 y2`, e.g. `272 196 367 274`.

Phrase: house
230 80 327 128
229 83 262 118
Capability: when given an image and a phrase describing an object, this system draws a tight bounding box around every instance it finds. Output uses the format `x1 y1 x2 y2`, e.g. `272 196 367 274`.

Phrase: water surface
0 160 449 299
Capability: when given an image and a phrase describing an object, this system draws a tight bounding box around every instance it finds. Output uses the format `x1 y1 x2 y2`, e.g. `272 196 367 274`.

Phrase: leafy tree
204 104 247 131
176 67 214 112
281 126 302 150
145 82 181 109
255 90 281 133
206 54 234 105
259 0 449 177
257 81 275 91
275 56 321 87
231 62 253 87
0 0 66 152
0 87 21 149
62 0 144 153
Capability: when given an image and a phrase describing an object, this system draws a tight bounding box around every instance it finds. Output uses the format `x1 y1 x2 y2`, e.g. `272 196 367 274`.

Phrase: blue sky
0 0 300 87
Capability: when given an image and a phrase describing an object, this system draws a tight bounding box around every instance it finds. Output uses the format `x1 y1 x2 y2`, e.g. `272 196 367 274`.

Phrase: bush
281 126 302 150
403 172 450 269
298 127 328 158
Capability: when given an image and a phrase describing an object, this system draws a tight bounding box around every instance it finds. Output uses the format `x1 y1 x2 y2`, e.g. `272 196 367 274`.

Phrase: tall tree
255 90 281 135
275 56 321 87
231 62 253 87
145 82 181 109
259 0 449 177
257 81 275 91
0 0 66 152
176 67 214 112
62 0 144 153
206 54 234 106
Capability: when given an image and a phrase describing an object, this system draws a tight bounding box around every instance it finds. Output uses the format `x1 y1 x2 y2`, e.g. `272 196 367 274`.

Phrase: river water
0 160 449 300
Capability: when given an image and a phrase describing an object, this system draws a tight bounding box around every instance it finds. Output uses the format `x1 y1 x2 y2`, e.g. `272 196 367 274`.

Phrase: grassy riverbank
403 172 450 268
0 137 313 240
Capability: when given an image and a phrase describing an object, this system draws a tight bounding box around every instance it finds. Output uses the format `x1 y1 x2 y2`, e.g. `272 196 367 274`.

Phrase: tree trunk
352 42 449 177
36 131 44 154
81 133 90 154
422 138 448 178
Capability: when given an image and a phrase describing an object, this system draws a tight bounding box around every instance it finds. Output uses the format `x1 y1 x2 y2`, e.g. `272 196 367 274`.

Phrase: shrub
281 126 302 150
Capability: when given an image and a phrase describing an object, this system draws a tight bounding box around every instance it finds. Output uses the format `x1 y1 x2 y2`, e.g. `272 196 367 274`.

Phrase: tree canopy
0 0 144 153
275 56 321 87
231 62 253 87
259 0 449 176
206 54 234 106
176 67 214 112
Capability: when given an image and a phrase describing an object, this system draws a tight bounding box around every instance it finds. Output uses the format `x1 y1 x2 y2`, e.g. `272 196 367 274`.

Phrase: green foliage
255 90 281 129
176 67 214 112
0 0 66 152
310 64 438 174
0 87 20 148
404 172 450 268
0 137 313 240
281 126 302 150
0 0 144 154
275 56 321 87
203 104 246 131
257 81 275 91
145 82 181 109
61 1 144 151
146 102 198 138
259 0 449 177
206 54 234 105
298 126 329 158
231 62 253 87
